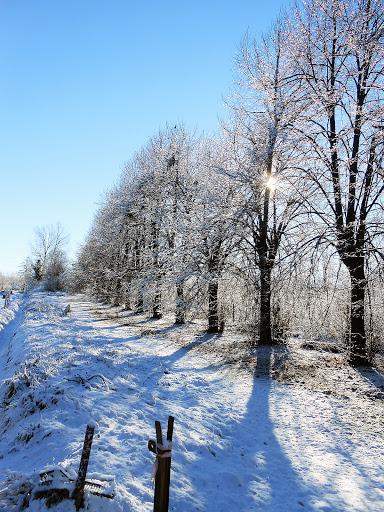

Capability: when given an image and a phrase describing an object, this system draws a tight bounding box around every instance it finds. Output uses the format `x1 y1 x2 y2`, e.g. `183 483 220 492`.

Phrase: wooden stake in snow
148 415 174 512
73 423 95 511
4 290 10 308
33 424 113 509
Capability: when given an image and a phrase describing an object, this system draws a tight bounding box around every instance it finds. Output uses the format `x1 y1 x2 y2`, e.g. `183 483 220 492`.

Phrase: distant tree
29 223 68 290
32 259 44 281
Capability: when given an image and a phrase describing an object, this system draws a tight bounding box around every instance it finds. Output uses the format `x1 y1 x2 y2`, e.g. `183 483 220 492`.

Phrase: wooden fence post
163 416 174 511
148 415 174 512
154 420 165 512
4 290 10 308
72 424 95 511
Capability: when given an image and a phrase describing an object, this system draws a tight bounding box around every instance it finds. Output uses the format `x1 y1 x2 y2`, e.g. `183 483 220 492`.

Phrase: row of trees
75 129 237 330
75 0 383 366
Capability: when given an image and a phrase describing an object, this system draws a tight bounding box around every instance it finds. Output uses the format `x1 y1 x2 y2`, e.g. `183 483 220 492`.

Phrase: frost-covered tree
288 0 384 365
74 0 383 363
76 128 239 332
226 20 305 343
189 139 238 332
25 223 68 291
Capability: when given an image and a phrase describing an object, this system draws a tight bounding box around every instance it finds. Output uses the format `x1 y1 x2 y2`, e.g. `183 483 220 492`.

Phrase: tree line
74 0 384 366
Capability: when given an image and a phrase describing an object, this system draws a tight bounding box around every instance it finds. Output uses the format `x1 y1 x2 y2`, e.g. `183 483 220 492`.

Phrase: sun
265 175 277 191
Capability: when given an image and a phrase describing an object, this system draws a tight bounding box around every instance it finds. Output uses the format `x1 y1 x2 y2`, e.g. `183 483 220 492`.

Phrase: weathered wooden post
72 424 95 511
163 416 174 511
148 415 174 512
4 290 10 308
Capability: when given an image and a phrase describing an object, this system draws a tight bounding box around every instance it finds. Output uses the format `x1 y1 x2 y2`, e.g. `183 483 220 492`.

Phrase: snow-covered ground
0 292 21 332
0 292 383 511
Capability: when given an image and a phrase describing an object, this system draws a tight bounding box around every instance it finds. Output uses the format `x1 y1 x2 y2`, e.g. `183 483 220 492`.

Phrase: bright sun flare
265 175 277 190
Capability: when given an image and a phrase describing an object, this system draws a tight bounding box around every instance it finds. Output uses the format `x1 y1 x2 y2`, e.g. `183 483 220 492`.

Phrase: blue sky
0 0 286 274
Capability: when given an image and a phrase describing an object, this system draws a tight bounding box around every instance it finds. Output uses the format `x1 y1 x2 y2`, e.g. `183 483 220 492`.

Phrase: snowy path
0 292 383 511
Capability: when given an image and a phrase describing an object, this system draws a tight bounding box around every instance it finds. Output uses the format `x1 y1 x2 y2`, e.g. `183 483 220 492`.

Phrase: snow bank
0 292 21 332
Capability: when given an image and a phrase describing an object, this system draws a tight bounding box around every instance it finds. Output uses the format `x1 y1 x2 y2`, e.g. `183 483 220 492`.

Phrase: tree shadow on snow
152 323 186 335
173 344 315 512
355 366 384 396
240 345 311 511
138 336 316 511
164 332 220 366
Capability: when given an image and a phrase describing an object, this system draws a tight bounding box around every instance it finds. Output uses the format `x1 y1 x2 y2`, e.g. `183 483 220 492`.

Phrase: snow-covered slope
0 292 21 332
0 292 382 511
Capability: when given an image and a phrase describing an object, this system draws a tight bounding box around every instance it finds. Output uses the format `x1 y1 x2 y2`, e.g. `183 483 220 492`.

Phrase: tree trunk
259 266 273 345
175 281 185 324
208 280 219 333
347 259 369 366
135 288 144 314
151 220 162 319
123 282 132 311
153 281 162 319
113 278 122 307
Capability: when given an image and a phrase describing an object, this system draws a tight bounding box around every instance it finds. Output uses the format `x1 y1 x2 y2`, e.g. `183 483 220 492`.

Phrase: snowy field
0 292 383 511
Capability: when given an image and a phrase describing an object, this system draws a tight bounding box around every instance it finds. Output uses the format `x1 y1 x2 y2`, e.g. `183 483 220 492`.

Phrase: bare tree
28 223 68 290
226 20 305 343
289 0 384 365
